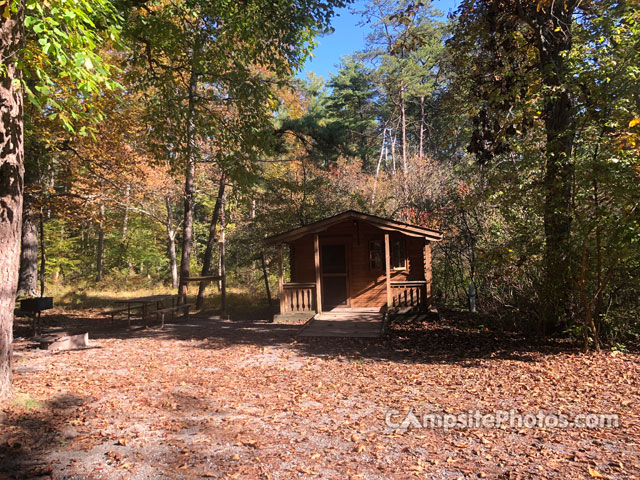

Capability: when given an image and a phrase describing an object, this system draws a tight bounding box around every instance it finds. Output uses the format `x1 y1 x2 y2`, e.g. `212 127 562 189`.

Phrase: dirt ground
1 309 639 479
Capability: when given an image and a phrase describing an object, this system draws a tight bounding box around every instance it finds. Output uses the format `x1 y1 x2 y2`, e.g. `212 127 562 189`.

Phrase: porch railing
390 280 427 309
281 282 316 314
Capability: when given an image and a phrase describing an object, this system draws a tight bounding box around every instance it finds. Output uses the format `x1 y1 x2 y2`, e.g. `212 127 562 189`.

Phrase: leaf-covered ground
1 310 639 479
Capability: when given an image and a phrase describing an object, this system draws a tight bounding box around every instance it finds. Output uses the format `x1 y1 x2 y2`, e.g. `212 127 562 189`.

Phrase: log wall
289 220 428 309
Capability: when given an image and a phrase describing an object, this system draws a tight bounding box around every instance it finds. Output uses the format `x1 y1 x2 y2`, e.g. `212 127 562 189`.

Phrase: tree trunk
178 63 199 303
39 211 45 297
220 198 227 314
400 88 408 217
96 201 105 282
400 89 408 174
0 1 25 402
122 184 130 242
535 8 577 334
371 127 386 204
196 174 225 310
390 132 396 175
419 96 425 159
17 207 38 297
165 197 178 289
261 253 272 308
592 173 603 345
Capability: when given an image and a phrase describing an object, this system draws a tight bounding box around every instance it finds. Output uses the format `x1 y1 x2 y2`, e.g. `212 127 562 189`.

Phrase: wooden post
278 244 285 313
384 233 392 308
423 240 432 308
314 234 322 313
260 252 272 307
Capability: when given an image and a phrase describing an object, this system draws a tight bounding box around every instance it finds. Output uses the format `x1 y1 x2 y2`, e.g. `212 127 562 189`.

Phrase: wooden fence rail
390 281 427 308
281 283 316 313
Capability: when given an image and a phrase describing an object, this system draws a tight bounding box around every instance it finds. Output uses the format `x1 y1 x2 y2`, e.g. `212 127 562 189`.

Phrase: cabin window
370 238 406 270
391 238 406 270
369 240 383 270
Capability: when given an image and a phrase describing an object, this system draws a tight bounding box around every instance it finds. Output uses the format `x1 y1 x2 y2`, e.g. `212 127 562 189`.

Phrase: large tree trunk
533 5 577 333
196 174 225 310
178 64 198 302
0 2 25 402
165 197 178 289
541 89 574 333
17 206 38 297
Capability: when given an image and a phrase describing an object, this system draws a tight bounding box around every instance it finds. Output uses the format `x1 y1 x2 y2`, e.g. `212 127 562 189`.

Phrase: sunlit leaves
20 0 123 132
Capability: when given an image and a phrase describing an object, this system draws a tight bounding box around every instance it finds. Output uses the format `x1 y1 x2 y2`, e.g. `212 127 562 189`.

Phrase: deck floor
298 308 384 338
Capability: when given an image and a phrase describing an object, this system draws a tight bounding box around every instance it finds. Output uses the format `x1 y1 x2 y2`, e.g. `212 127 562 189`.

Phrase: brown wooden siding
287 219 427 309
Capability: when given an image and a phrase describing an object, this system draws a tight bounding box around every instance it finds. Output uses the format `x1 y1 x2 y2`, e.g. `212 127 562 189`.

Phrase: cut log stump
35 333 90 351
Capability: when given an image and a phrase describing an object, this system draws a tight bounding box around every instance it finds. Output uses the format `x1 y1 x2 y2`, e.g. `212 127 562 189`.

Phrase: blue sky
300 0 460 81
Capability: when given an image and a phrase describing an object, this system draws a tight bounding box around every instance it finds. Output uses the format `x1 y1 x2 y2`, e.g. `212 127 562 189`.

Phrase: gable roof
264 210 443 245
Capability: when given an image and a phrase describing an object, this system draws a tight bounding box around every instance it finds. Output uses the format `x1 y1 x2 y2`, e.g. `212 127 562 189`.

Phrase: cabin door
321 243 350 309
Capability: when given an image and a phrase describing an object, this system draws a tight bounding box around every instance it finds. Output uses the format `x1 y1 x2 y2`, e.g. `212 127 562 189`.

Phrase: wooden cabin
265 210 443 321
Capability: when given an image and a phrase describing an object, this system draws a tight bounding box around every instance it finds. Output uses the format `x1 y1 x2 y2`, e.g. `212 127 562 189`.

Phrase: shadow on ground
0 393 91 479
17 304 583 366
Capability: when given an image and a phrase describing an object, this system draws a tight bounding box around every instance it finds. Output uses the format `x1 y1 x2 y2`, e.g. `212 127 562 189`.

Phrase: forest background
6 0 640 356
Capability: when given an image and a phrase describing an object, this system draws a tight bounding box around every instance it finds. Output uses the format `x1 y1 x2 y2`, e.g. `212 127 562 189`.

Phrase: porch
298 308 384 338
278 280 430 316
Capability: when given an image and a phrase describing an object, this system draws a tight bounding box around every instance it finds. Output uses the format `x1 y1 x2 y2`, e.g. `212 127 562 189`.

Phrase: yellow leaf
629 117 640 128
588 466 605 478
2 3 10 19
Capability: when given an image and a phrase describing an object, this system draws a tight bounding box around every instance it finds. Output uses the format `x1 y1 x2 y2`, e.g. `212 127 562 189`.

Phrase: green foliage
19 0 638 349
20 0 123 131
126 0 348 186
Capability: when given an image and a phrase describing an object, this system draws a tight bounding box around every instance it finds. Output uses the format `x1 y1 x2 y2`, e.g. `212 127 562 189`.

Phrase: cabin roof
264 210 444 245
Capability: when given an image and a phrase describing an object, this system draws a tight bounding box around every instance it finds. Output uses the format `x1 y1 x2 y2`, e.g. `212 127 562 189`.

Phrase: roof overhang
264 210 443 246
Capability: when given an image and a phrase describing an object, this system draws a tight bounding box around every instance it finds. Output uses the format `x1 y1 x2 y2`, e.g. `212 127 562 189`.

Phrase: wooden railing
281 282 316 313
390 281 427 309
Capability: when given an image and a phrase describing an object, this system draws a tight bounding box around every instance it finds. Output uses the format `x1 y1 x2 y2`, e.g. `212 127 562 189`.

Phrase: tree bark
400 89 407 175
178 61 199 303
165 197 178 289
17 206 38 297
96 201 105 282
531 6 577 333
419 96 425 159
39 211 45 297
0 1 25 402
261 252 272 307
220 197 227 314
121 184 130 242
196 174 225 310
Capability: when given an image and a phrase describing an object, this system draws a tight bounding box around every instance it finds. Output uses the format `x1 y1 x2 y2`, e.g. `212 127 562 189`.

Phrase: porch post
423 240 432 308
278 244 285 313
314 234 322 313
384 233 392 308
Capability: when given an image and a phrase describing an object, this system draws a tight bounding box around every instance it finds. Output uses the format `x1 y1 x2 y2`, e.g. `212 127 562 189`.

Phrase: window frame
391 237 407 271
369 237 407 271
369 239 384 270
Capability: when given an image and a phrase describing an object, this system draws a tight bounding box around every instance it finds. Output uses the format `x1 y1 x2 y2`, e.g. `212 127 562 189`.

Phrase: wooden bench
104 304 144 326
154 303 194 328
